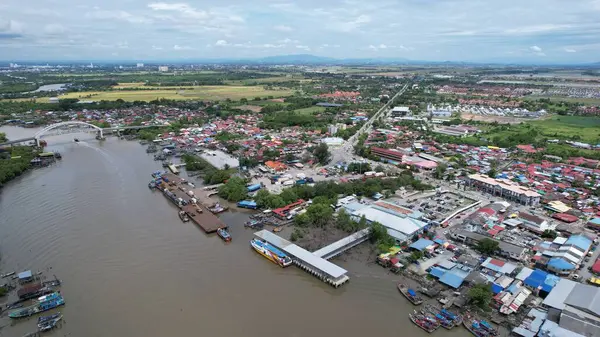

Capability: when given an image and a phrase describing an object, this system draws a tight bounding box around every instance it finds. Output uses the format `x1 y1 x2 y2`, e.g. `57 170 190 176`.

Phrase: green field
36 85 294 102
524 95 600 105
293 106 326 115
480 115 600 145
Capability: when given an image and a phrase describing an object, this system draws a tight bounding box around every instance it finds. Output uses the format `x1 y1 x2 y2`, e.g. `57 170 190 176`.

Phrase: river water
0 126 468 337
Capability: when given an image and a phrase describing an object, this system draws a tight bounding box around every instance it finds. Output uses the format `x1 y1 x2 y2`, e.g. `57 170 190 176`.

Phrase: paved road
330 83 410 165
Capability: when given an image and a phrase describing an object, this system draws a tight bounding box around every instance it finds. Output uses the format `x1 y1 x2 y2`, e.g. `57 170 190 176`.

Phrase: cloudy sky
1 0 600 63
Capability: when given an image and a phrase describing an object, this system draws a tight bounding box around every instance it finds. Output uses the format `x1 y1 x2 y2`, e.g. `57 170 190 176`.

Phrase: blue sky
1 0 600 63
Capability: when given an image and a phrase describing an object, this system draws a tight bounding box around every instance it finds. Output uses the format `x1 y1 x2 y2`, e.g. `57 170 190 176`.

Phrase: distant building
48 97 59 104
371 147 404 163
320 137 344 147
158 66 169 72
467 173 541 206
137 63 144 68
391 106 410 117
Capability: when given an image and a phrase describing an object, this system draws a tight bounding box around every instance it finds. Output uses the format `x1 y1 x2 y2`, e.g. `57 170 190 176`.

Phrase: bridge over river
0 122 166 146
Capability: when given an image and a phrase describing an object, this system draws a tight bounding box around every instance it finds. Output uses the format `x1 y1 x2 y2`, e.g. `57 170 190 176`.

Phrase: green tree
541 229 558 240
476 238 500 256
279 189 299 204
468 284 493 310
218 176 248 202
433 163 447 179
305 203 333 227
408 250 424 262
0 132 7 142
313 143 331 165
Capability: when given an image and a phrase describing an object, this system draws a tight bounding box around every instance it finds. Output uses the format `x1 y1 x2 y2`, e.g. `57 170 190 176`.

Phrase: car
572 274 580 280
443 231 449 235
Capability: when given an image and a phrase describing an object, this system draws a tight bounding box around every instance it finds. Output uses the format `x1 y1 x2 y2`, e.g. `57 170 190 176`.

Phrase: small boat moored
217 228 232 242
38 313 62 331
409 312 439 333
398 283 424 305
9 292 65 319
1 271 15 278
73 138 79 142
178 211 190 222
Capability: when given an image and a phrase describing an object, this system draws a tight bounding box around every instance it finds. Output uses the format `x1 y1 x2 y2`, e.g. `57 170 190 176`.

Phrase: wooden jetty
155 173 226 233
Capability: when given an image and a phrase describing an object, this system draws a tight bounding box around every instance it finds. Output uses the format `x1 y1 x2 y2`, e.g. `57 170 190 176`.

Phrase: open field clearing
523 95 600 105
34 85 293 102
292 106 326 115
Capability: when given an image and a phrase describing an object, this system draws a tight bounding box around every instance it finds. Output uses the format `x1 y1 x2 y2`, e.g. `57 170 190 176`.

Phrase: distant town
2 62 600 336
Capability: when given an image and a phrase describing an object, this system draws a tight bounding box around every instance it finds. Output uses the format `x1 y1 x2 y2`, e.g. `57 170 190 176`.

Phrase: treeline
0 146 38 187
182 154 233 184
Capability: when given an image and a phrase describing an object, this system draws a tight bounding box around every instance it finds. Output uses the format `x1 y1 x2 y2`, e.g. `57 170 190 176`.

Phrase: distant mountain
254 54 337 64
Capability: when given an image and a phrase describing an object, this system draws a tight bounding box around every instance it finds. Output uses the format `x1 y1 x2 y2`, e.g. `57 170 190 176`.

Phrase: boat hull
250 240 292 267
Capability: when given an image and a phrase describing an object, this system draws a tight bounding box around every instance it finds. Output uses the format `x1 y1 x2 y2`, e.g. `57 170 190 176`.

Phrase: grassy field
523 95 600 105
293 106 326 115
224 76 310 85
482 115 600 143
35 85 294 102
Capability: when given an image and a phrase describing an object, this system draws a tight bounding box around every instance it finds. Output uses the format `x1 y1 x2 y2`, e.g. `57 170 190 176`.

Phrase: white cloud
529 45 546 56
173 44 192 50
0 20 24 34
378 44 387 49
296 45 310 51
530 45 542 52
331 14 371 32
85 10 149 24
274 25 293 32
152 45 164 50
564 48 576 53
262 43 284 48
44 24 66 35
215 40 228 46
278 38 299 44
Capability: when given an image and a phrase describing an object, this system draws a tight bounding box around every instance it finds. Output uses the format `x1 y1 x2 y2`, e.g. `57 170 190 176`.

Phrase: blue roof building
548 258 576 271
410 238 434 251
564 235 593 252
439 272 465 289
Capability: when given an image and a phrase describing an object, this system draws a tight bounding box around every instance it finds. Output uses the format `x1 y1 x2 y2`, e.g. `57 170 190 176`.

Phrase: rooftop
284 244 348 279
353 206 427 236
542 278 578 310
468 173 541 198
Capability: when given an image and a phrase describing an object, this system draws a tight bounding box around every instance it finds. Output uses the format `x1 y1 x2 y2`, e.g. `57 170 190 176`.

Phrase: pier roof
254 229 292 249
284 244 348 279
313 228 370 258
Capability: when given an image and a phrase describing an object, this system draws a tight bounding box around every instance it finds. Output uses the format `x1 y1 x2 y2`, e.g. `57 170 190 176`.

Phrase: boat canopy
407 289 417 297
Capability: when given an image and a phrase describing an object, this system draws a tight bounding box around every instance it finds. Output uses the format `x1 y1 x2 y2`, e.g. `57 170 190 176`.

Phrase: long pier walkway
254 230 351 288
313 228 371 260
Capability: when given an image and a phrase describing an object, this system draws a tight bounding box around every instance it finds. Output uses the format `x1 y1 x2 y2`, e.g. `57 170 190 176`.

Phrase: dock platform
154 173 226 233
254 230 349 288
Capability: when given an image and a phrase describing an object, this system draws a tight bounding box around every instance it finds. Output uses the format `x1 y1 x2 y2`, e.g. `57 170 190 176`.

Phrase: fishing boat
244 220 264 229
178 211 190 222
409 312 439 333
397 283 424 305
38 312 61 325
217 228 232 242
73 138 79 142
439 308 463 326
9 293 65 319
1 271 15 278
462 312 496 337
422 305 454 329
250 238 292 267
38 314 62 331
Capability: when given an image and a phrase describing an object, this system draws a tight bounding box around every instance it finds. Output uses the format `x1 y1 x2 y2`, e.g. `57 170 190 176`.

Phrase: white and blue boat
9 292 65 319
250 238 292 267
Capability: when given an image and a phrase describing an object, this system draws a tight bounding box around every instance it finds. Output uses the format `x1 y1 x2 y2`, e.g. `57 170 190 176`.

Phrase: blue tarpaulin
524 269 548 288
407 289 417 296
541 283 554 293
491 283 503 294
237 200 257 209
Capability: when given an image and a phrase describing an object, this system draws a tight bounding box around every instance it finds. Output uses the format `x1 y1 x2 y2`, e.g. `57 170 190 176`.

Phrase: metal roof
515 267 533 281
564 284 600 316
564 235 593 252
352 207 426 236
542 278 578 310
409 238 434 251
284 244 348 279
254 230 292 249
18 270 32 279
439 272 465 289
313 228 370 258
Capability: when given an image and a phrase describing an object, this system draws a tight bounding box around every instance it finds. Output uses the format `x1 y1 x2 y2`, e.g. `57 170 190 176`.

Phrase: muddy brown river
0 126 469 337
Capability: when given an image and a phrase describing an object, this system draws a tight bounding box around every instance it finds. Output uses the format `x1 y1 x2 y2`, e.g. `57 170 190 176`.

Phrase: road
330 83 410 165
